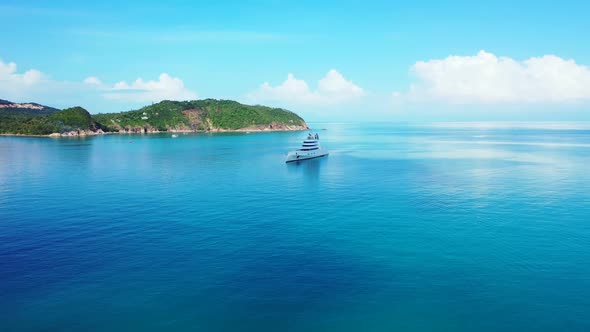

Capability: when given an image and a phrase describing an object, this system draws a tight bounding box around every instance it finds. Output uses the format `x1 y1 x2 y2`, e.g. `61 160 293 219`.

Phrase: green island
0 99 308 136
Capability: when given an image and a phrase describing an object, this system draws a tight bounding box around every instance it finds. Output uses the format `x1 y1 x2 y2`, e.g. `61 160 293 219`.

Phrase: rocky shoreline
1 124 309 138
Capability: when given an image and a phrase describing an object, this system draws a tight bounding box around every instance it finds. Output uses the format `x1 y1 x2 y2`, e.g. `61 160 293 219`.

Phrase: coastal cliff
0 99 308 136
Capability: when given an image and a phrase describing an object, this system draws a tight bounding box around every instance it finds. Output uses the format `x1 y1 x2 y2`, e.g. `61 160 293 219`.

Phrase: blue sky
1 0 590 121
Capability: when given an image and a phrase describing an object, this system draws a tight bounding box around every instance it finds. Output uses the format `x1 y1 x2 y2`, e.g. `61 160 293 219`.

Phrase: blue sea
1 122 590 332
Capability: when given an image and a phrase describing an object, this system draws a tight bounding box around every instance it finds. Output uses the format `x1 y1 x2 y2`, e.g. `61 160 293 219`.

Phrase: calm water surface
1 122 590 331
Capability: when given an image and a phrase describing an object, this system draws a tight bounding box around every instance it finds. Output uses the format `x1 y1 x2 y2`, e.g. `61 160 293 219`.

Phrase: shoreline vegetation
0 99 309 137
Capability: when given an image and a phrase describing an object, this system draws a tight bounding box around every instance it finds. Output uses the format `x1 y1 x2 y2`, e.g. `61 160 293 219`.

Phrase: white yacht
286 132 329 163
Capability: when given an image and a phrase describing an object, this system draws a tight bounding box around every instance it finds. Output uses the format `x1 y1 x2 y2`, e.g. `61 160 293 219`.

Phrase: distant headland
0 99 308 137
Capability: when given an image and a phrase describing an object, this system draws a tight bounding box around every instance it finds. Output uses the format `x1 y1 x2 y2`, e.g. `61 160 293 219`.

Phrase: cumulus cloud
0 58 47 98
395 50 590 104
101 73 198 102
1 56 199 110
83 76 102 85
248 69 365 105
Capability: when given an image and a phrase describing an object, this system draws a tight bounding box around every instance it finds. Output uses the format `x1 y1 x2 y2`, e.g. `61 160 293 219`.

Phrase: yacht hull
285 149 329 163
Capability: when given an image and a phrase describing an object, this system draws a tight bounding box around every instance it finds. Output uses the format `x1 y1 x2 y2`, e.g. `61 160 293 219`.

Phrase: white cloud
1 56 198 109
83 76 102 85
395 50 590 104
0 58 46 98
21 69 44 85
248 69 365 105
102 73 198 103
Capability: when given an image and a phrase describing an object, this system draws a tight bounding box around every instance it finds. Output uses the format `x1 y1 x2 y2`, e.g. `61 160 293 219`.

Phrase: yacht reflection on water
285 132 329 163
286 153 326 183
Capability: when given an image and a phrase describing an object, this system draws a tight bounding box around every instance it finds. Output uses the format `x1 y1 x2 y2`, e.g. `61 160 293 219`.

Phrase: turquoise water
1 122 590 331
